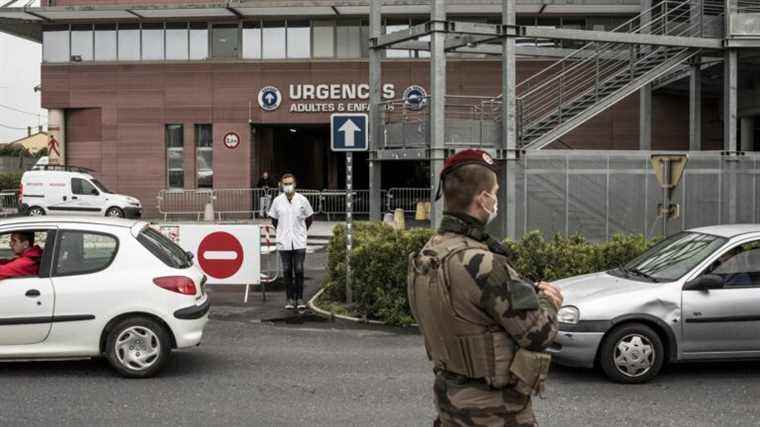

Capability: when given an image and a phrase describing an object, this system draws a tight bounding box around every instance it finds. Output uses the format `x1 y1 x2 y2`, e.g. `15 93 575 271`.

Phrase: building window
190 23 209 60
212 23 239 58
118 23 140 61
195 125 213 189
336 19 361 58
166 124 184 190
312 20 334 58
142 23 164 60
411 19 429 58
385 19 410 58
70 24 94 61
94 24 117 61
242 21 262 59
166 22 189 60
262 20 286 59
287 20 311 58
42 25 70 63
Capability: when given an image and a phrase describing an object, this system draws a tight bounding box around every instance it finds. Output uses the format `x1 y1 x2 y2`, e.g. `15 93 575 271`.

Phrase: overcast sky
0 3 45 144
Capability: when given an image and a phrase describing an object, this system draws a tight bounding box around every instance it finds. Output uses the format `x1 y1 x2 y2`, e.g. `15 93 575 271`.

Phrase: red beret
436 149 497 200
441 149 497 178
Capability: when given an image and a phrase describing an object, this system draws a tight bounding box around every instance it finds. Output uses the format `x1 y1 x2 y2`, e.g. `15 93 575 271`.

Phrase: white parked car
0 216 209 378
20 165 143 218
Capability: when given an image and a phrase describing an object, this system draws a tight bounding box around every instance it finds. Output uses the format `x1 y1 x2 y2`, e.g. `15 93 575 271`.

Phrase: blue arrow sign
331 113 368 152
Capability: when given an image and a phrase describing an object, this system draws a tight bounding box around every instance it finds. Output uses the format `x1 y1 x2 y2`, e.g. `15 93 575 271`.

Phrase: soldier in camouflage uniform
407 149 563 427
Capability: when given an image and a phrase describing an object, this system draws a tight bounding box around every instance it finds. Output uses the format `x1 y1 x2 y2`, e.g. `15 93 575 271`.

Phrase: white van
20 166 143 218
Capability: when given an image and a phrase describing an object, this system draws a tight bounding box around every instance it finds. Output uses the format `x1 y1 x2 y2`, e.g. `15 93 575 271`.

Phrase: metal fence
159 188 405 220
158 150 756 242
0 191 18 217
513 150 760 241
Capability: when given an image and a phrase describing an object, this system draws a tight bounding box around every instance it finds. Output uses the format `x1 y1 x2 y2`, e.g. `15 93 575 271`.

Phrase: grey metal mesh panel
524 157 567 238
567 158 608 241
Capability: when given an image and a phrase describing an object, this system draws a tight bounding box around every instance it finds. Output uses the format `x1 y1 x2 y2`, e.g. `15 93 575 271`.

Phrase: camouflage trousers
433 373 537 427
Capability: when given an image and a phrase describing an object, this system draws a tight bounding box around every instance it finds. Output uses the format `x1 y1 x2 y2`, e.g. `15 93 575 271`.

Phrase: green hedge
0 171 22 191
322 224 659 326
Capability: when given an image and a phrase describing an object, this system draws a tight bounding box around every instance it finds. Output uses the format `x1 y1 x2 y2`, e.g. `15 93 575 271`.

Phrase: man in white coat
268 173 314 310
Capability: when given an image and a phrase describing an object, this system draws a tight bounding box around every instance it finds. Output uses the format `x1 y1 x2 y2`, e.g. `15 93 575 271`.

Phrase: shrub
0 171 22 191
322 224 658 326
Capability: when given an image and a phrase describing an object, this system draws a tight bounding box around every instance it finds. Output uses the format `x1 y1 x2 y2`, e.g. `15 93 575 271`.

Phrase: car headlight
558 306 580 324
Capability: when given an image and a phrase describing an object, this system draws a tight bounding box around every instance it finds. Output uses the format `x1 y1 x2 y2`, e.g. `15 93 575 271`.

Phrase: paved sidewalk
206 249 328 323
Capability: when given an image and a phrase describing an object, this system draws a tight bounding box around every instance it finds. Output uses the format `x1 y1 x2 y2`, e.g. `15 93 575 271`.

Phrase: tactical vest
408 232 551 393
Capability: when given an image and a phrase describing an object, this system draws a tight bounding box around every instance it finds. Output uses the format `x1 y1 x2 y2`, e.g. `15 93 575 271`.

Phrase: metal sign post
346 152 354 305
330 113 368 306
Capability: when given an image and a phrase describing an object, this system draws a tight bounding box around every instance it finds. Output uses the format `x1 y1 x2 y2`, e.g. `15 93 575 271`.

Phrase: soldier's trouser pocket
508 348 552 396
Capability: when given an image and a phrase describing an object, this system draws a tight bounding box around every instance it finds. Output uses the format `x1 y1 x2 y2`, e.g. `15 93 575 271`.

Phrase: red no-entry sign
197 231 244 279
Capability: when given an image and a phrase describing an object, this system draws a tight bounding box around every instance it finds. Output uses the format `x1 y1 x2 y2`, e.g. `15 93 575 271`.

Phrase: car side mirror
683 274 724 291
91 188 99 195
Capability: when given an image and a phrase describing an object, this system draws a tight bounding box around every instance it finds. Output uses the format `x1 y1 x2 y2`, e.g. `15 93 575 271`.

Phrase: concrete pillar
689 63 702 150
47 109 65 165
500 0 518 240
639 85 652 150
429 0 447 228
741 116 754 151
368 0 383 220
639 0 652 151
724 49 738 151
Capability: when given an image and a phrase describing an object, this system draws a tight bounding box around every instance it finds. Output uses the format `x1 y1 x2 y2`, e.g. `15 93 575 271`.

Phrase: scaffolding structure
367 0 755 238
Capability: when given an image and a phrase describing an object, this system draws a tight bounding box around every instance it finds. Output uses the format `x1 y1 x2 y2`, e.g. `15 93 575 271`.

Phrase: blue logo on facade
331 113 368 152
258 86 282 111
403 85 428 111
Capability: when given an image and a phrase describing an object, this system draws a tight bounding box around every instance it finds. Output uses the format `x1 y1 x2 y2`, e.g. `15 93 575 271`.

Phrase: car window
137 226 192 269
706 240 760 287
72 178 99 196
91 178 112 194
55 231 118 276
0 230 49 278
622 232 727 282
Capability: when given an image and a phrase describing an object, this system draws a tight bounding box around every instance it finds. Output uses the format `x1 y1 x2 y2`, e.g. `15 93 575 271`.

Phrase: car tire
27 206 45 216
599 323 665 384
105 316 172 378
106 207 124 218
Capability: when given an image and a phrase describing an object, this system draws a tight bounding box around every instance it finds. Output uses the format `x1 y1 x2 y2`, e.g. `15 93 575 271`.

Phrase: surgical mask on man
283 184 295 194
482 191 498 224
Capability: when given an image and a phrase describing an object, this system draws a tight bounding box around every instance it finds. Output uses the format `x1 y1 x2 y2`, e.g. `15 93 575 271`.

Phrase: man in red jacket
0 231 43 280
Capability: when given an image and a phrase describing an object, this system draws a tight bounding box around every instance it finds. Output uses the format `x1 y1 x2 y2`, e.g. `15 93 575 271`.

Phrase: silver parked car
549 225 760 383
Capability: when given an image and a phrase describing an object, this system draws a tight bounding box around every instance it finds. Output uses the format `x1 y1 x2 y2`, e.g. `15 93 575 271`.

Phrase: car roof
689 224 760 238
0 216 145 230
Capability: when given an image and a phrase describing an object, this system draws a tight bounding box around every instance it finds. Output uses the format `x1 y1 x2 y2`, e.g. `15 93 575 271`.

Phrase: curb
307 288 386 325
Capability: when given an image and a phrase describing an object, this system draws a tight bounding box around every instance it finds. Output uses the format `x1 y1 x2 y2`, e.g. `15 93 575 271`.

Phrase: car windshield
137 226 192 269
620 231 727 282
91 178 111 194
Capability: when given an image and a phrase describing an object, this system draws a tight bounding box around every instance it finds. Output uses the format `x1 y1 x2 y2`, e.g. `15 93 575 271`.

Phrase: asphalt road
2 316 760 426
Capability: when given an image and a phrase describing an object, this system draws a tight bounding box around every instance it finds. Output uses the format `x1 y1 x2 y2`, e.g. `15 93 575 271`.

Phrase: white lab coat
268 192 314 251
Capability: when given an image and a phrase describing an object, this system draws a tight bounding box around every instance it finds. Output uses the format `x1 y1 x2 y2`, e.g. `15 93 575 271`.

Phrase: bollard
394 208 405 230
203 202 214 222
383 212 395 227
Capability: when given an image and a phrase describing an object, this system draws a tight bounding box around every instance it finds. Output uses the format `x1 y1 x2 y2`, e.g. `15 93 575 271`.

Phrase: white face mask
483 191 498 224
283 184 295 194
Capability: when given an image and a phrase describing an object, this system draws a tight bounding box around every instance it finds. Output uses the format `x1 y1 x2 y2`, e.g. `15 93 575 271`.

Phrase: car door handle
72 196 78 200
25 289 40 298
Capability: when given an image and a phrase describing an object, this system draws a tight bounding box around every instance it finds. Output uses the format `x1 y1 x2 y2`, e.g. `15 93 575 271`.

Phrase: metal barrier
257 224 280 302
157 190 214 220
157 187 428 220
319 190 386 221
386 187 430 214
0 191 18 217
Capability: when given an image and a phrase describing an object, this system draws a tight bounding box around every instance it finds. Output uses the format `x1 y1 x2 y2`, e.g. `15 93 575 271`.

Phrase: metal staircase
514 0 724 149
